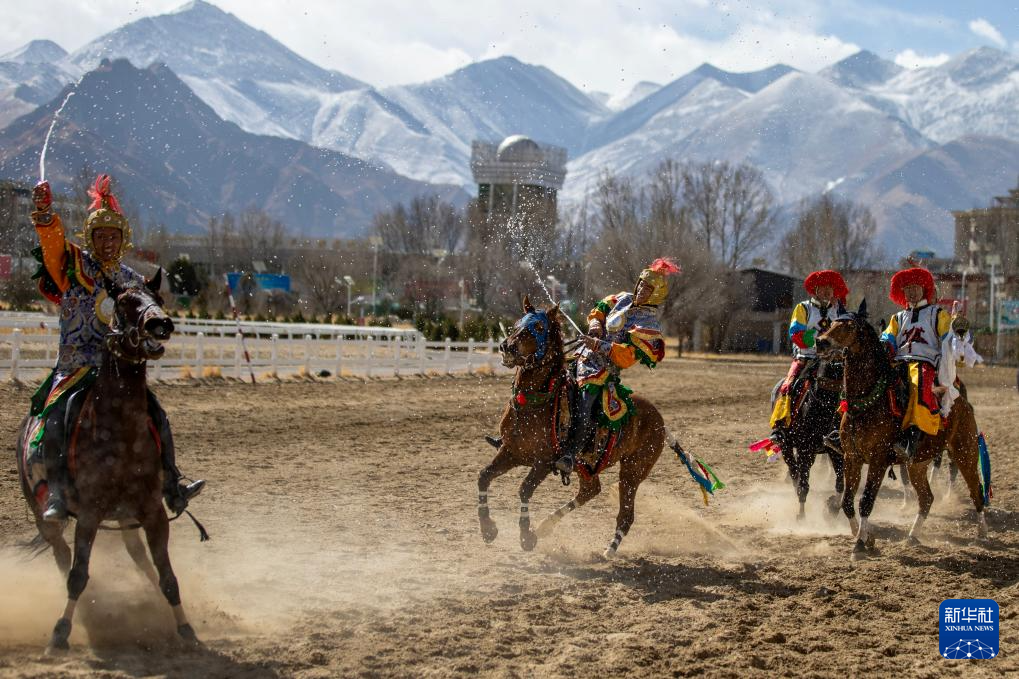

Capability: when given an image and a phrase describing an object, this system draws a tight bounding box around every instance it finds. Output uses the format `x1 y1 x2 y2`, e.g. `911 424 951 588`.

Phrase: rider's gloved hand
588 320 604 338
33 181 52 211
31 181 53 225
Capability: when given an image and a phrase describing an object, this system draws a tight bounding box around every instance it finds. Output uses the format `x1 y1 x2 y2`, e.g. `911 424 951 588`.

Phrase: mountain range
0 59 462 236
1 0 1018 256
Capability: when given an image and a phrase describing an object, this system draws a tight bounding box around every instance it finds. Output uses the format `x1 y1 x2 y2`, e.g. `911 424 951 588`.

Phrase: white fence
0 313 507 381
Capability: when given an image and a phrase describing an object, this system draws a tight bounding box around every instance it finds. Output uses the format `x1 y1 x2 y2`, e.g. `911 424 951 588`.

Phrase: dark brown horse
816 302 987 561
15 275 199 652
477 297 671 559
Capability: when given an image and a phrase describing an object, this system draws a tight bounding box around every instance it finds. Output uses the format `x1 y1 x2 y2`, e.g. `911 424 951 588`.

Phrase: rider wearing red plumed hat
881 266 952 460
768 269 848 453
29 177 204 521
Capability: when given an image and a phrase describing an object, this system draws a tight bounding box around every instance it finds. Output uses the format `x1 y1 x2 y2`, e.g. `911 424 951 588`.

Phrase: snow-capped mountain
312 56 607 185
583 63 796 152
567 79 748 194
64 0 364 140
0 59 462 237
0 39 67 64
853 135 1019 256
569 71 930 205
0 43 71 129
0 1 1016 254
818 50 903 89
605 81 662 111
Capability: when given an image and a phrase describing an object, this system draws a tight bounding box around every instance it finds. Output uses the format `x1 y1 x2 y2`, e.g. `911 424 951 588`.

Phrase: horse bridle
105 297 163 365
505 311 552 370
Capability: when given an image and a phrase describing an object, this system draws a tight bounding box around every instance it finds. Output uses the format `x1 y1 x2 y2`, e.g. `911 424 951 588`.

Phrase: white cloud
968 18 1007 48
894 49 950 69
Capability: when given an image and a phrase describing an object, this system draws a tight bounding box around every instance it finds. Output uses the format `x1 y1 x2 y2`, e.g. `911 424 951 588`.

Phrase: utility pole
459 278 466 331
369 236 382 316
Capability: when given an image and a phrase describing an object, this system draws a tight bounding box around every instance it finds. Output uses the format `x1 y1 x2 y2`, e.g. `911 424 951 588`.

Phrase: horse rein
105 300 163 365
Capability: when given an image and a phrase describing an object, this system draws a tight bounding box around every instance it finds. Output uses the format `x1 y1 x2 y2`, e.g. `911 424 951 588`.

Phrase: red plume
648 257 681 275
87 174 122 215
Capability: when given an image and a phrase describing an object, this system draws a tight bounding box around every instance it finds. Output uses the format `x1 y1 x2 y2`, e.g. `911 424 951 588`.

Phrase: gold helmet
76 174 132 261
636 258 682 306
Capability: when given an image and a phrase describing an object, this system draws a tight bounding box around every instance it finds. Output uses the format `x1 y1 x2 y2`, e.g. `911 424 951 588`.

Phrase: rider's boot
555 388 598 476
893 426 922 462
40 406 68 522
149 393 205 514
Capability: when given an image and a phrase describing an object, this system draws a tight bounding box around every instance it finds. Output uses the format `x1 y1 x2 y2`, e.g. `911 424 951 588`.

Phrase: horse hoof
905 535 920 546
519 530 538 552
826 496 841 516
865 535 876 550
535 520 555 538
602 547 618 561
796 510 806 522
177 623 200 646
480 522 498 544
44 641 69 657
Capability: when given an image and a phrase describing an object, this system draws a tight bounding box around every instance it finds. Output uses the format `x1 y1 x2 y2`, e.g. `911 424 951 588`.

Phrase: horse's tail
19 533 51 559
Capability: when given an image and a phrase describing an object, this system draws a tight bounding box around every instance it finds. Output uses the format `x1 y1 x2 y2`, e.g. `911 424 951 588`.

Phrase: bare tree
681 160 776 269
779 193 883 276
585 162 726 348
373 195 465 255
291 242 348 316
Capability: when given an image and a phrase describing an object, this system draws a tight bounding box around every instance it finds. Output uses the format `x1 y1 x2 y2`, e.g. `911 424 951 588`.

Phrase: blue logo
940 599 998 659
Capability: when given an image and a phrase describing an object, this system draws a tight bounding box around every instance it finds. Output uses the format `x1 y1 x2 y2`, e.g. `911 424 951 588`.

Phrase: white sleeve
938 335 959 417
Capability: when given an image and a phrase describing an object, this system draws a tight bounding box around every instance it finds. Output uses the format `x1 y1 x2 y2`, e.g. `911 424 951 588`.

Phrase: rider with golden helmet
29 176 204 521
554 258 681 478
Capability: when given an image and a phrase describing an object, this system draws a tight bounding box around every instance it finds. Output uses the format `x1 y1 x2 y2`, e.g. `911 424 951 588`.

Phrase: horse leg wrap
477 491 489 518
908 513 926 541
518 502 529 528
605 528 626 556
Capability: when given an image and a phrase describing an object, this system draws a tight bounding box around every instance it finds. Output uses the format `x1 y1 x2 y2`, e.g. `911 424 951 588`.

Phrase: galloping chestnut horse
770 358 846 519
15 275 199 652
477 297 670 559
816 302 987 561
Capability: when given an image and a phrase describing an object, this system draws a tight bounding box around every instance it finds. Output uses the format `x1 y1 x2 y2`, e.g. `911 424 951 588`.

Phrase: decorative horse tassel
670 441 725 504
978 432 992 505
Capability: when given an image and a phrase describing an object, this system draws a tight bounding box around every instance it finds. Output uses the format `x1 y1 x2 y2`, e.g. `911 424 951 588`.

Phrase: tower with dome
469 135 567 222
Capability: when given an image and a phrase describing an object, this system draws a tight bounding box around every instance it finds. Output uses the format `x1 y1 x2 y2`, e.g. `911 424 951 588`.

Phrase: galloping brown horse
477 298 671 559
15 276 199 652
816 302 987 561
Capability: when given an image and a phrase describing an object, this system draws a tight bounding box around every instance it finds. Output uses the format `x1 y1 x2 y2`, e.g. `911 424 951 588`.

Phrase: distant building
953 178 1019 275
470 135 567 221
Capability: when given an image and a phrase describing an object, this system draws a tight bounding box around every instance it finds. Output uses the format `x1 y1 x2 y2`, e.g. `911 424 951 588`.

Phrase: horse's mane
854 315 894 376
541 305 566 362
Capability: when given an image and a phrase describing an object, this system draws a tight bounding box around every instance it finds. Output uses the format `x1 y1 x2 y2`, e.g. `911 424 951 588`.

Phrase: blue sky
1 1 1016 96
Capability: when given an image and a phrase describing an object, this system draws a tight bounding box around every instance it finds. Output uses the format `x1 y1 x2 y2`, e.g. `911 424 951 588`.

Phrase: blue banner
226 272 291 293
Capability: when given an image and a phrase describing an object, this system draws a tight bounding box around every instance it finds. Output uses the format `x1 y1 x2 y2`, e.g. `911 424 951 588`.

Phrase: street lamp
335 275 355 318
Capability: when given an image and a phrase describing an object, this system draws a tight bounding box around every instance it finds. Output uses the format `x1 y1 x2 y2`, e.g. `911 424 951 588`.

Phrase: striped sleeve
881 313 900 350
789 302 809 347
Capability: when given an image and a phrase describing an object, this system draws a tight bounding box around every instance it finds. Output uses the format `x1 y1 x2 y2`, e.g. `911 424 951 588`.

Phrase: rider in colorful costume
769 270 848 451
880 267 952 460
554 258 680 478
29 176 204 521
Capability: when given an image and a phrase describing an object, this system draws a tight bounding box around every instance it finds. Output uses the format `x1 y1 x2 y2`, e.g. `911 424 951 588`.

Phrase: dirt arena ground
0 356 1016 677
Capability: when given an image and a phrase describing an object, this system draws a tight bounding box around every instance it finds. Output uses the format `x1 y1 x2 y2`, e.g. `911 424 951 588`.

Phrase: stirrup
165 479 205 514
42 495 68 523
554 455 574 474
